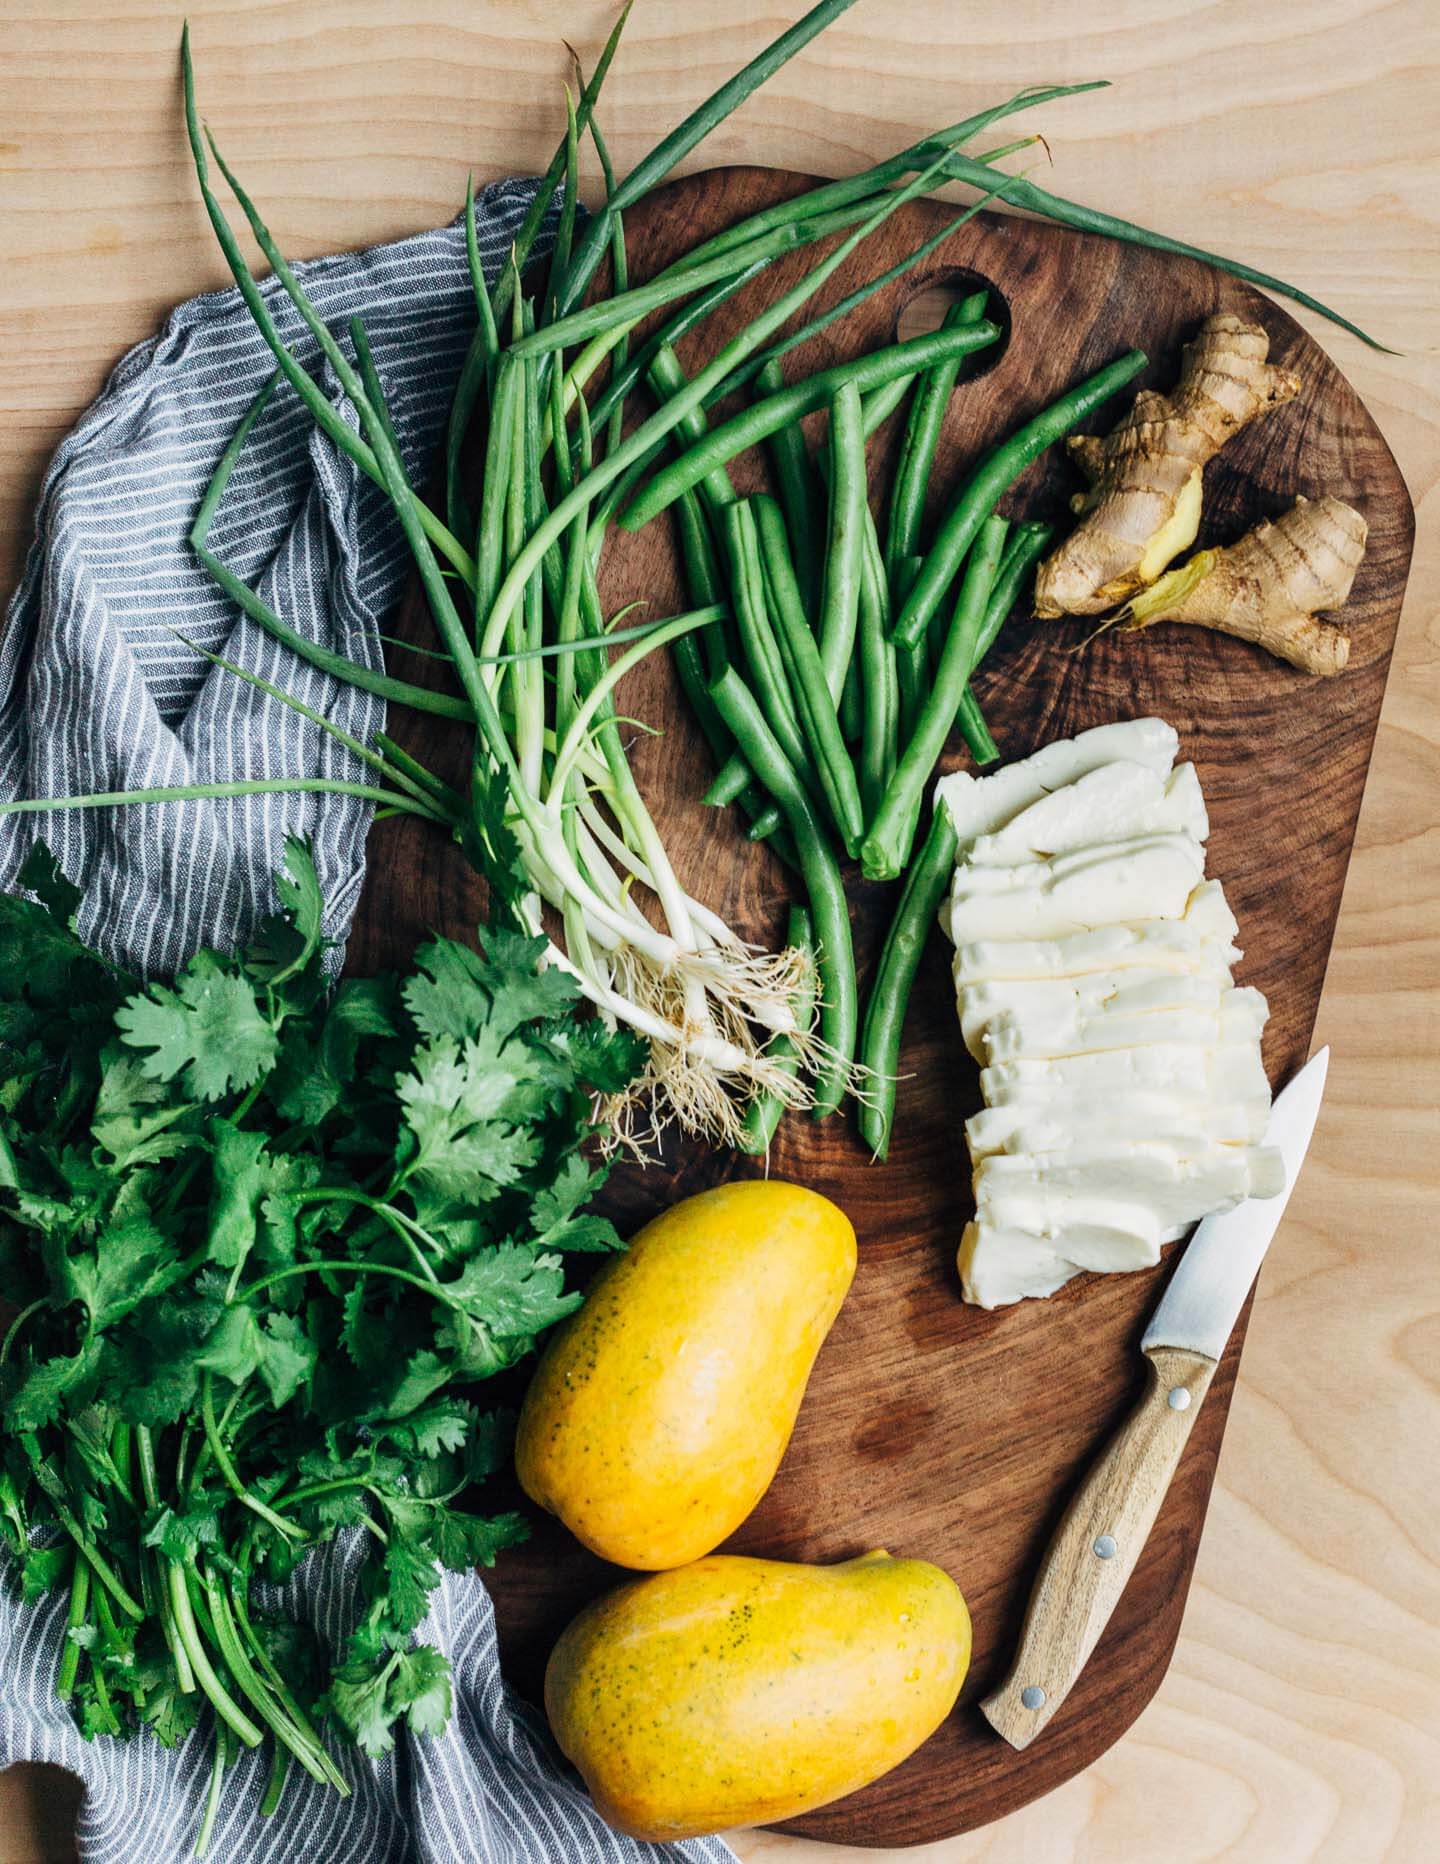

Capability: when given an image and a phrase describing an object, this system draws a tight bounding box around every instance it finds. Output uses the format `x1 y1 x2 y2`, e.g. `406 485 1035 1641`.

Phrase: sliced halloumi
956 965 1231 1058
935 717 1178 853
952 881 1240 983
966 761 1209 867
979 985 1268 1065
958 1220 1082 1308
948 833 1205 944
966 1095 1271 1160
974 1141 1284 1234
980 1039 1271 1109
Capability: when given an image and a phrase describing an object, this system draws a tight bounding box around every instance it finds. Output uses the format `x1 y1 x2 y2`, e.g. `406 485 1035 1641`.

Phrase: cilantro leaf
390 1644 452 1740
446 1245 581 1341
431 1509 528 1573
116 955 278 1101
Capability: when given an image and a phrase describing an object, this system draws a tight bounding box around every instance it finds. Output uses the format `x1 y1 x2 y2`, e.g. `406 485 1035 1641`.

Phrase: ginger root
1034 314 1301 617
1112 495 1367 677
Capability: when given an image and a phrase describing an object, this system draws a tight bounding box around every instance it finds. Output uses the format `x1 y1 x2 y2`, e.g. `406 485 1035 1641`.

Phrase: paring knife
980 1046 1330 1751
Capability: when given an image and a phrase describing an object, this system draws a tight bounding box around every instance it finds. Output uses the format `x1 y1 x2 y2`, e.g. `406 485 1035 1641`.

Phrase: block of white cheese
938 718 1280 1309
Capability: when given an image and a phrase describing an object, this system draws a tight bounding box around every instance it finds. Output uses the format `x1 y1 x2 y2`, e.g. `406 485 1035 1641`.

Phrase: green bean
818 382 867 707
839 659 863 743
620 319 999 530
722 502 815 795
974 519 1053 667
949 520 1054 766
736 905 816 1156
858 807 959 1159
756 359 823 622
648 344 735 515
709 667 857 1117
670 484 781 843
858 512 898 820
886 290 988 583
863 513 1008 880
891 555 928 742
751 493 863 856
891 349 1146 650
861 373 918 438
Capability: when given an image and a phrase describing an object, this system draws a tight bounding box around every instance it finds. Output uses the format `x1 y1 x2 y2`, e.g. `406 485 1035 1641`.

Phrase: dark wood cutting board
346 168 1414 1847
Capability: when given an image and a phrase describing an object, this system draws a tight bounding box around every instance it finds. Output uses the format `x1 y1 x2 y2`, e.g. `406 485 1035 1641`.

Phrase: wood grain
2 4 1437 1860
348 161 1413 1847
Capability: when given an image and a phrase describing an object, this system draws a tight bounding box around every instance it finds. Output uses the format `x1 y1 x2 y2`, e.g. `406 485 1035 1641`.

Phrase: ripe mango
514 1180 855 1569
546 1550 971 1840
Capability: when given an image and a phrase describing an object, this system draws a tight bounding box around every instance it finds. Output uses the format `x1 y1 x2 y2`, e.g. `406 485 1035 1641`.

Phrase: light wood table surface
2 2 1436 1858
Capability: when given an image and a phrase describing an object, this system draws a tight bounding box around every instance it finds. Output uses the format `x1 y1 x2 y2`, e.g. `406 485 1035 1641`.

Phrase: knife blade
1141 1045 1329 1361
980 1048 1330 1752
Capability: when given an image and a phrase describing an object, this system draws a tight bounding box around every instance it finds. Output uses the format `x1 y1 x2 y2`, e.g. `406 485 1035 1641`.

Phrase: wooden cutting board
347 167 1414 1847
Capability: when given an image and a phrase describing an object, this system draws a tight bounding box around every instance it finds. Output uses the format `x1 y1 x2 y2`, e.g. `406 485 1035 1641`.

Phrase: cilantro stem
204 1566 345 1790
294 1190 442 1281
194 1726 230 1860
54 1553 89 1701
166 1560 264 1748
200 1376 302 1544
49 1502 143 1622
242 1259 460 1308
0 1298 47 1366
259 1748 289 1818
87 1641 121 1737
228 1579 347 1793
134 1425 197 1692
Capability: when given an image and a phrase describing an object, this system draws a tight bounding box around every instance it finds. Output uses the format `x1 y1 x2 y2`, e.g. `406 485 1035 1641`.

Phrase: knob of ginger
1034 314 1301 617
1113 495 1367 676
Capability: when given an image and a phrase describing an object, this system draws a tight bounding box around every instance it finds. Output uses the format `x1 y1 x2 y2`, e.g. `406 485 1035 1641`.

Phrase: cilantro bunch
0 840 641 1848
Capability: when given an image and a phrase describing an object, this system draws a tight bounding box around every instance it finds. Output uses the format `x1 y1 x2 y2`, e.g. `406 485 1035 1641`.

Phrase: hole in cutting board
895 268 1010 380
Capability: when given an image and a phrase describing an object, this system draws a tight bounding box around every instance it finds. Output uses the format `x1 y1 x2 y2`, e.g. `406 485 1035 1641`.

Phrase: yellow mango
546 1550 971 1840
514 1180 855 1570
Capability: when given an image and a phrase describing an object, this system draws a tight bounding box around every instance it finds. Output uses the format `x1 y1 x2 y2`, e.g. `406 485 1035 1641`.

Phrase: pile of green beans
624 266 1157 1148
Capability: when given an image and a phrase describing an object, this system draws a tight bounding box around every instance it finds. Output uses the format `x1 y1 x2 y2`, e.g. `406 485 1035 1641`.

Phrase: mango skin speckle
545 1550 971 1841
515 1180 856 1570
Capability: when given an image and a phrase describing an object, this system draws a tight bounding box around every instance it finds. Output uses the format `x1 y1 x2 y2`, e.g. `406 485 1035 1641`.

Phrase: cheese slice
966 1095 1271 1160
980 1040 1271 1109
952 881 1240 982
966 760 1209 866
979 985 1267 1065
974 1141 1284 1234
956 964 1231 1058
935 717 1178 853
958 1221 1082 1308
948 833 1205 944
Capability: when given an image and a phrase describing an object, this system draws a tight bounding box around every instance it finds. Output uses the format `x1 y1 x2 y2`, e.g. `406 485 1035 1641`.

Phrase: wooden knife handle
980 1344 1218 1750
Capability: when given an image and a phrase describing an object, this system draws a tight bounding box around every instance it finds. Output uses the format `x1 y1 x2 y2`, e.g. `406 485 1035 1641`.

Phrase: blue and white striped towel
0 177 738 1864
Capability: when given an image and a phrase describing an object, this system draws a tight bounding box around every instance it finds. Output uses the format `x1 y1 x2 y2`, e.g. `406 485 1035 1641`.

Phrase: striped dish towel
0 177 738 1864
